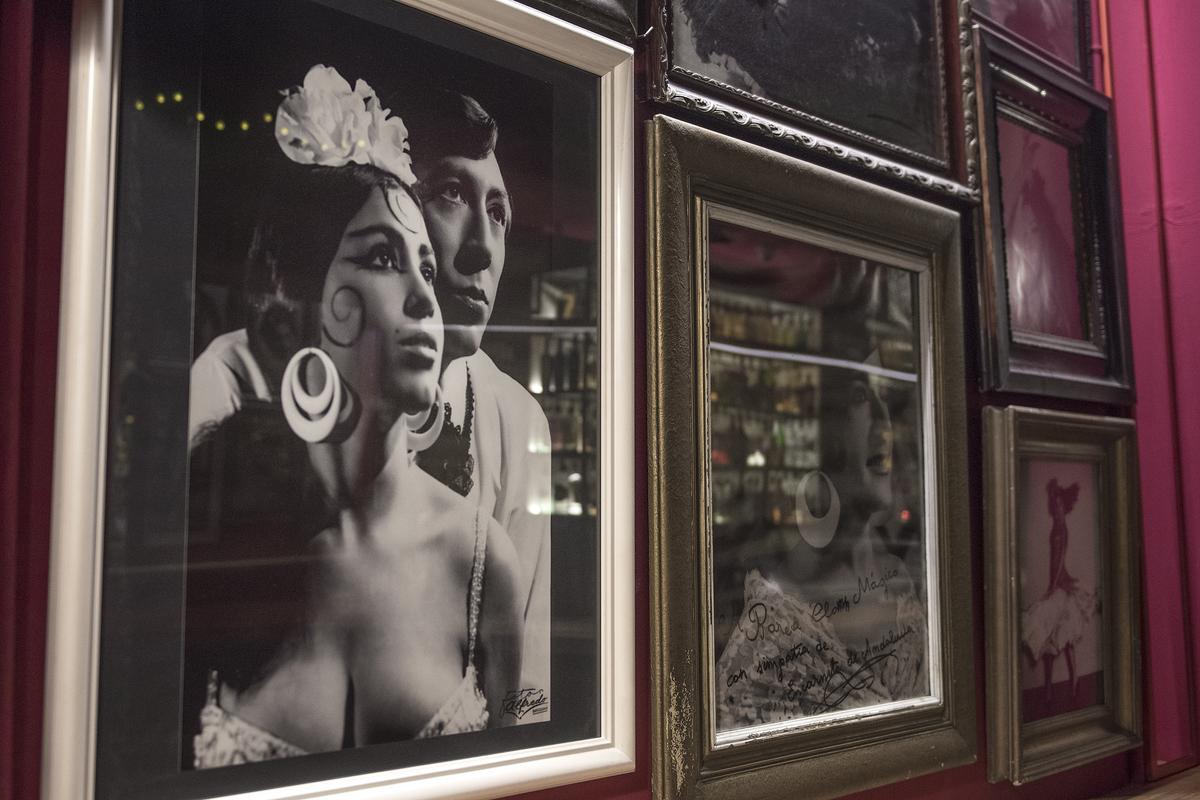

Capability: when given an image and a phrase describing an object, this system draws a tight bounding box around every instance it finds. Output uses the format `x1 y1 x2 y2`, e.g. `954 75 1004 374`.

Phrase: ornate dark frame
974 25 1133 403
983 406 1142 785
646 0 980 201
647 115 976 800
970 0 1093 82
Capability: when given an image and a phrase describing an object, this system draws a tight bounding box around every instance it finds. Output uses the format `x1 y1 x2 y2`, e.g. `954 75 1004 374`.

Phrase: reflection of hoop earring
281 347 343 443
796 471 841 549
403 386 445 454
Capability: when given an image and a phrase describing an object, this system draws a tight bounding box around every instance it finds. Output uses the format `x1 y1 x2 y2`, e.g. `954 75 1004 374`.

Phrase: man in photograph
408 92 553 723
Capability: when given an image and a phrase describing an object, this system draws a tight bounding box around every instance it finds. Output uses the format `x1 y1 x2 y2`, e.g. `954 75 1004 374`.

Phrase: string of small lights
130 91 274 132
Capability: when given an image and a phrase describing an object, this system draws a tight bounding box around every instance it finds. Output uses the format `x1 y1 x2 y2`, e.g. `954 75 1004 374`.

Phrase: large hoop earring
796 471 841 549
403 386 445 454
281 347 343 443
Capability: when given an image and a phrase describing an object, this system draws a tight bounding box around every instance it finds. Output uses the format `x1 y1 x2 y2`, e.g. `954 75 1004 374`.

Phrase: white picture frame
41 0 634 797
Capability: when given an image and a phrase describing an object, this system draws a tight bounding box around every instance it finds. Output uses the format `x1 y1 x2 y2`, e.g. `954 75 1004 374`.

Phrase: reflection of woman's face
318 185 443 415
827 377 894 513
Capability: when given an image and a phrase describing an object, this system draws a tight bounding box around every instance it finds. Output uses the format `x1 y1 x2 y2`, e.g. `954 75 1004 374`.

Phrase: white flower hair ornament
274 64 416 185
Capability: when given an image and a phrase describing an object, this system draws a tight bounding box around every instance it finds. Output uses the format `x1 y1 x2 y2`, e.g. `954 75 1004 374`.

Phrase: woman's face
318 184 442 415
826 376 894 513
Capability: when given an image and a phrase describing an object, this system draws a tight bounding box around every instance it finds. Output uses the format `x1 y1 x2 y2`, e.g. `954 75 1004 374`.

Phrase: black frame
974 24 1133 403
971 0 1093 82
646 0 979 201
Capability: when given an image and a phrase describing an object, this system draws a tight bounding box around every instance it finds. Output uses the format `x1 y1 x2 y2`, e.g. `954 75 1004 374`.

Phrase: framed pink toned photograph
985 406 1141 785
1017 459 1102 723
974 26 1133 403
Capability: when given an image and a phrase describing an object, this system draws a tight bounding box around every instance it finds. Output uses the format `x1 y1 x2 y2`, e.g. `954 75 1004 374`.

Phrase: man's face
417 150 511 363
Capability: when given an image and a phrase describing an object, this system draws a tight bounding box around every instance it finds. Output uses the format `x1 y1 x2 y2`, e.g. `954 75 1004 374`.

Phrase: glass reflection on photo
707 218 933 740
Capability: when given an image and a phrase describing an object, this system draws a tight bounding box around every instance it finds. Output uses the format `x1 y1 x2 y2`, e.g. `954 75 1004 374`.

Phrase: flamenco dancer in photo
1021 478 1098 705
187 82 553 726
189 66 523 766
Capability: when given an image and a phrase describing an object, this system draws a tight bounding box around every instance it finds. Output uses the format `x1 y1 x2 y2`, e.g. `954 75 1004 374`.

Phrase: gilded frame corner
983 406 1142 785
648 114 976 800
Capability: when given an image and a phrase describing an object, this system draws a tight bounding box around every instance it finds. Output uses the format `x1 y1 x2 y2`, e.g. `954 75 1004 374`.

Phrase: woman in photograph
1021 478 1097 703
189 65 523 767
714 359 927 730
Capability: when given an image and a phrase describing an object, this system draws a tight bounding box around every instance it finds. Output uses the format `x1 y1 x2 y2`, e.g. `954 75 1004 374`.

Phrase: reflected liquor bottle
584 335 597 390
544 339 558 394
574 334 586 391
560 338 574 392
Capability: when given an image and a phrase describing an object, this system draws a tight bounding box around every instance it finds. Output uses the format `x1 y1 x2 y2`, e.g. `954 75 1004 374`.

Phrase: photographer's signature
502 688 549 719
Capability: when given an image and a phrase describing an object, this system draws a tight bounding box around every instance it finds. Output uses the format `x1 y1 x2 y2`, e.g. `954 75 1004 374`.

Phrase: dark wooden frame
646 0 980 201
974 25 1133 403
647 115 976 800
983 406 1142 785
970 0 1093 82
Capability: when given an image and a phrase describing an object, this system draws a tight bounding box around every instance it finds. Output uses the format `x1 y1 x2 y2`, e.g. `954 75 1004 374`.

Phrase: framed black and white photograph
973 25 1133 403
42 0 634 798
648 116 975 800
647 0 978 199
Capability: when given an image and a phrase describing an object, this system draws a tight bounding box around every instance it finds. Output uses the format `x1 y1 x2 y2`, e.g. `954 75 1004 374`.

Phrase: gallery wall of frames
3 1 1200 800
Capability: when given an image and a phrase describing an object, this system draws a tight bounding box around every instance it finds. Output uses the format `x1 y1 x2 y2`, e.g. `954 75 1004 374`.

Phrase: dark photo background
705 222 928 665
670 0 945 161
96 0 600 797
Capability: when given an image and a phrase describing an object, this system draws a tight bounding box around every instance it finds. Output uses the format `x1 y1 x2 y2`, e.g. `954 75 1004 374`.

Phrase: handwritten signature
755 639 812 682
810 567 900 623
502 688 549 719
816 651 899 710
740 602 807 642
846 624 916 667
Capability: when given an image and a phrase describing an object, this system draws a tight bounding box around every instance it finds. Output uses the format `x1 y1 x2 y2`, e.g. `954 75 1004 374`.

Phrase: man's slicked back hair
405 90 499 165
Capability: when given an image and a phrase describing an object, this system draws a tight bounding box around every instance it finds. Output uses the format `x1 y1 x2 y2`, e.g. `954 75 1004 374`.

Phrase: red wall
1 1 1196 799
0 2 70 800
1142 0 1200 777
1109 0 1200 780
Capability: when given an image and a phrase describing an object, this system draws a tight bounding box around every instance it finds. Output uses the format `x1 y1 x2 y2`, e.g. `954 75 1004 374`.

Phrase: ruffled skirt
1021 587 1097 659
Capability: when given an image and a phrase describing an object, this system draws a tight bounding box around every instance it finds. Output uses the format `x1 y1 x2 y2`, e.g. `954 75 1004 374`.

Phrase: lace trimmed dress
192 510 491 767
1021 585 1097 660
715 569 928 732
1021 512 1099 662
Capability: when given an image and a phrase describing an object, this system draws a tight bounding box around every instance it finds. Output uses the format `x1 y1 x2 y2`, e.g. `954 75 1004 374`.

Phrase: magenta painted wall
1109 0 1200 779
1144 0 1200 780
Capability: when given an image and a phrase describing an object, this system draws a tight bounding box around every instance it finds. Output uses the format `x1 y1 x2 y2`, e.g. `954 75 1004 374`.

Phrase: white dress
1022 584 1097 658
